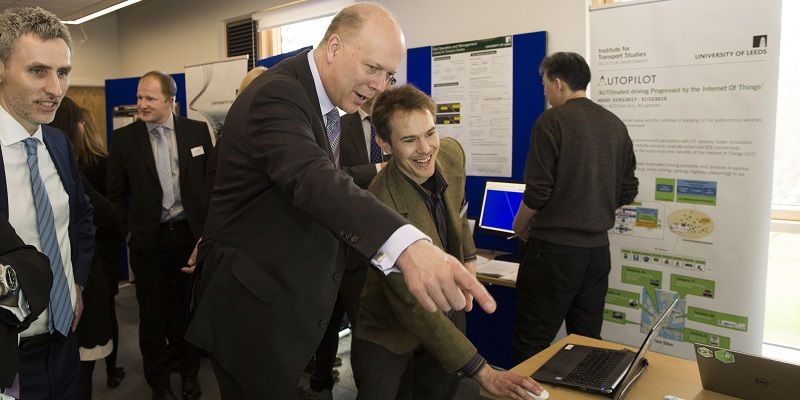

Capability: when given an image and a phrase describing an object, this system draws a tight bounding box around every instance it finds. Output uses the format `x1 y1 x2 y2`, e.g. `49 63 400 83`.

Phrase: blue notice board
407 31 547 256
407 31 547 369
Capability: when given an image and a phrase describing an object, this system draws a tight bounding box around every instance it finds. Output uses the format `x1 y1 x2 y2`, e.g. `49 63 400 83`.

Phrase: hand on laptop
474 364 545 400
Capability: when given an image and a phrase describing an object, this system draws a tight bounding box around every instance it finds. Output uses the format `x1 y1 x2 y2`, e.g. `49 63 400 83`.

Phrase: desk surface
482 334 738 400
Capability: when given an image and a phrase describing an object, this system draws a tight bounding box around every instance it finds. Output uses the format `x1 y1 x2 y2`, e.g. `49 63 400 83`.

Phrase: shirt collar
0 105 44 147
357 108 370 121
400 166 448 200
307 50 337 118
145 114 175 134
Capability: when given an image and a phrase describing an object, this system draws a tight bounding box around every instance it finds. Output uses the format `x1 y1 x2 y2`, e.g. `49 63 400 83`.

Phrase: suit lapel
173 115 189 182
293 51 333 161
384 163 441 248
41 127 73 200
0 145 7 216
134 120 159 182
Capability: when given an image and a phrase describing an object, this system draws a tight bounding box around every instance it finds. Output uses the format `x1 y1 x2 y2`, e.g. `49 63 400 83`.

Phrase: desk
467 251 519 369
482 334 738 400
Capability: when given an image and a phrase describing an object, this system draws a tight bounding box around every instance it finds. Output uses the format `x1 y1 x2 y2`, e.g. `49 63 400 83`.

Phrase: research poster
590 0 780 359
185 56 248 144
431 36 514 177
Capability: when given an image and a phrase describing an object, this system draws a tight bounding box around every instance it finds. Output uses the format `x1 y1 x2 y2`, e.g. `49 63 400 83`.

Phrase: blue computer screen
478 181 525 234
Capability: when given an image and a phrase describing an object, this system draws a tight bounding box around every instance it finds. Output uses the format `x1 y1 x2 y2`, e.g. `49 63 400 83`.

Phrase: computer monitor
478 181 526 235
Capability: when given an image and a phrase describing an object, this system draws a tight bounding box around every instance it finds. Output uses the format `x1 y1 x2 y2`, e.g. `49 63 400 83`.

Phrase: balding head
314 3 405 113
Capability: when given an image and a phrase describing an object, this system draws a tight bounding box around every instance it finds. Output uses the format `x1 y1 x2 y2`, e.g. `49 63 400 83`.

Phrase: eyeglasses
363 62 397 86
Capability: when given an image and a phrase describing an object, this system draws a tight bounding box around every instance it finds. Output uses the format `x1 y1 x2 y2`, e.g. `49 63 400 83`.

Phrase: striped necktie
325 108 341 167
22 138 73 336
368 118 383 164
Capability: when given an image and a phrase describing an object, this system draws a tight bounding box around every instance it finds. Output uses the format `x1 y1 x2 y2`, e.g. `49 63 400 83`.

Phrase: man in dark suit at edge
186 3 496 399
0 7 95 399
107 71 212 400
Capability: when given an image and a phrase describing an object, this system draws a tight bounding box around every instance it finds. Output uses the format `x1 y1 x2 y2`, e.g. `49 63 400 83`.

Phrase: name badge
191 146 205 157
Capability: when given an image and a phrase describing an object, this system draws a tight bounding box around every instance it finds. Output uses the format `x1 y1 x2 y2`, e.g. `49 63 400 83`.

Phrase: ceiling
0 0 137 21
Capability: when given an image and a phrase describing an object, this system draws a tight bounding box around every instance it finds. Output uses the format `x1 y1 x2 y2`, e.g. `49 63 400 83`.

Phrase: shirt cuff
0 289 30 322
459 353 487 378
371 224 431 275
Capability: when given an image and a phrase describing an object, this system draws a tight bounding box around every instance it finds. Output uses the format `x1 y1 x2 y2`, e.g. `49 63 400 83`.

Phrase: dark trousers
105 293 120 375
79 360 95 400
18 331 80 400
351 310 465 400
309 266 367 391
130 222 200 391
512 239 611 363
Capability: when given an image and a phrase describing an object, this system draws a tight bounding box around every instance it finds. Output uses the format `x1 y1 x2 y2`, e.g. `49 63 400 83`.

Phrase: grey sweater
522 97 638 247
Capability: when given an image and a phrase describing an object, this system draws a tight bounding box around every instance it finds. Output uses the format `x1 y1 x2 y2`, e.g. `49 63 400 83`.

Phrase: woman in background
51 97 125 398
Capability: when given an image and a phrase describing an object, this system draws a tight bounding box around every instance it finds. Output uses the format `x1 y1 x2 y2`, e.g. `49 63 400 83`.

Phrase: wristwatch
0 262 18 297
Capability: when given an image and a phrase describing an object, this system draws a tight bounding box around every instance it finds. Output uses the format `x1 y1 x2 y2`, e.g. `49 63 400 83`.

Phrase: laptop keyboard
563 349 626 387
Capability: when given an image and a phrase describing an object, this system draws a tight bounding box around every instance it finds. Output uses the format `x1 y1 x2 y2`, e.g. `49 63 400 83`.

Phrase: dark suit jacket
340 112 380 273
106 116 212 253
0 125 95 287
356 138 479 373
0 217 52 387
340 112 377 189
186 50 407 398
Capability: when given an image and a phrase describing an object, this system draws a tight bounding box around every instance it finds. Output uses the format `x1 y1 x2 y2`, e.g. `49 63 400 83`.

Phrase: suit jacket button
349 235 359 243
344 233 352 240
319 320 328 329
333 272 343 282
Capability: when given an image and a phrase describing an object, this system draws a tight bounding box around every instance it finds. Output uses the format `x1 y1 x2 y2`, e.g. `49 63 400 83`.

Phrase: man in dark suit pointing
187 3 496 399
107 71 211 400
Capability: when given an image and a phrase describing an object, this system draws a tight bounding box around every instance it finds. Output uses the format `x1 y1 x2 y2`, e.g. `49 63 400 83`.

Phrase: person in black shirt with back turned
512 52 639 363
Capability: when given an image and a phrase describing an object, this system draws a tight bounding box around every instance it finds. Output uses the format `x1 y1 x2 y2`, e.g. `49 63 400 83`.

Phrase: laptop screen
478 181 525 235
612 297 680 399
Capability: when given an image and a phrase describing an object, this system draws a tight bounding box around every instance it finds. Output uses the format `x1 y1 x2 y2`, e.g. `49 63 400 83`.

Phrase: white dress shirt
307 50 429 273
0 106 77 337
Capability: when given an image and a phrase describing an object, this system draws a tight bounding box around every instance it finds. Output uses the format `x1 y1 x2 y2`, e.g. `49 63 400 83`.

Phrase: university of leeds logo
752 35 768 48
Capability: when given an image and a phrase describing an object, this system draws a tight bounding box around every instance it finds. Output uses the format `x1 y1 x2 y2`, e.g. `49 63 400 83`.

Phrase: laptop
532 297 679 399
694 343 800 399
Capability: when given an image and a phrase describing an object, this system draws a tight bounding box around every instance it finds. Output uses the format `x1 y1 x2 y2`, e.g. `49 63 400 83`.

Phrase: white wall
68 14 120 86
379 0 588 83
67 0 589 84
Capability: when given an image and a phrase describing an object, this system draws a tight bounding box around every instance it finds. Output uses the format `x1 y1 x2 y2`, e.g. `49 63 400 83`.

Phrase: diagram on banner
667 209 715 239
606 261 747 349
612 201 664 239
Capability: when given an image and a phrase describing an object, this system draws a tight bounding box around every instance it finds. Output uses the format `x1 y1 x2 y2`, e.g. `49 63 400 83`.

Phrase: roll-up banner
590 0 781 359
185 56 249 144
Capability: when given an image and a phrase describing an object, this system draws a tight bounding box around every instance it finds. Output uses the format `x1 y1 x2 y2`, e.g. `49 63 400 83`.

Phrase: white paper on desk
475 255 491 266
476 260 518 279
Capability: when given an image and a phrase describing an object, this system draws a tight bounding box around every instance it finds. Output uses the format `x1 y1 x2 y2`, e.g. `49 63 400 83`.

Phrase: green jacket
356 137 478 373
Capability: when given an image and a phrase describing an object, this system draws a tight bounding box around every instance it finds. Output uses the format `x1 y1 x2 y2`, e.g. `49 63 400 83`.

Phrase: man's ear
325 34 343 64
376 134 392 155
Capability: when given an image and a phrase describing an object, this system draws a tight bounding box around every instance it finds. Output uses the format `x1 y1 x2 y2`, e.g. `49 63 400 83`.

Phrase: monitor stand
493 253 520 263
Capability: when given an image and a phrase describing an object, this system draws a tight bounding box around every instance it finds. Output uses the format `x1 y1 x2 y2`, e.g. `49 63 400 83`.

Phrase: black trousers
130 222 200 391
18 331 80 400
512 239 611 364
308 266 367 391
351 311 466 400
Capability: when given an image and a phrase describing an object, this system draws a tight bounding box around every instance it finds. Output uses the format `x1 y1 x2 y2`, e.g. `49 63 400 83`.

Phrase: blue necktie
326 108 341 167
368 120 382 164
22 138 73 336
